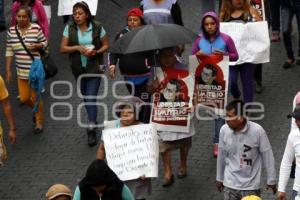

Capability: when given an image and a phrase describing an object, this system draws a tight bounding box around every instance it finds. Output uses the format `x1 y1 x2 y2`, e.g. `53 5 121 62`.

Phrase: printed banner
150 67 194 133
250 0 266 20
190 55 229 115
220 21 270 65
103 124 159 181
58 0 98 16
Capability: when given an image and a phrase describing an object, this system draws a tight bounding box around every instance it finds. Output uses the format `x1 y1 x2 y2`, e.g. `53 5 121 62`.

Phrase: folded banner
103 124 159 181
220 21 270 65
190 55 229 116
58 0 98 16
150 67 194 133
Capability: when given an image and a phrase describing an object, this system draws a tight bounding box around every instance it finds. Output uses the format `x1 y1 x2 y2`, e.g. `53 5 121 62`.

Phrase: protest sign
102 124 159 181
150 66 194 133
190 55 229 115
58 0 98 16
220 21 270 65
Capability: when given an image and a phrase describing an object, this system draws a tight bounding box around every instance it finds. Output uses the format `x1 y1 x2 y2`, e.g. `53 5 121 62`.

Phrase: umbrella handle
153 50 158 80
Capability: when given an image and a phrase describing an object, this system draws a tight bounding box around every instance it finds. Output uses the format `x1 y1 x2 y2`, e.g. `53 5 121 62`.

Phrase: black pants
254 64 262 85
282 3 300 60
269 0 281 31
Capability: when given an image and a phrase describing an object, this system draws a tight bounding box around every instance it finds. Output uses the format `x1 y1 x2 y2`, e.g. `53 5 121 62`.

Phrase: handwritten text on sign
220 21 270 65
103 124 159 181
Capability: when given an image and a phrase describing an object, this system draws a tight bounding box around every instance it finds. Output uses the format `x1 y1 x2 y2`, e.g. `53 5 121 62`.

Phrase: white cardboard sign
220 21 270 65
103 124 159 181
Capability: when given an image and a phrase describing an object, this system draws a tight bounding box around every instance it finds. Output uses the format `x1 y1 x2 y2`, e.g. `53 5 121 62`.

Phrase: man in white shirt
278 105 300 200
216 100 277 200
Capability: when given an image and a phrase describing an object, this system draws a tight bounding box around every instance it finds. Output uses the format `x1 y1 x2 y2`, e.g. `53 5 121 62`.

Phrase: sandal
177 167 187 179
162 174 174 187
271 31 280 42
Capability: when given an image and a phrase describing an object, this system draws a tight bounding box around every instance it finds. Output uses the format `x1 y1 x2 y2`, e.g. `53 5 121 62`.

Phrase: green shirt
63 23 106 67
73 185 134 200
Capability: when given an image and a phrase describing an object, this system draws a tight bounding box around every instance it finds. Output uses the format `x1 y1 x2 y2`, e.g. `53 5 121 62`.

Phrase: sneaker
271 31 280 42
213 143 218 158
87 129 97 147
177 167 187 179
17 95 24 106
34 127 43 134
255 83 263 94
283 60 294 69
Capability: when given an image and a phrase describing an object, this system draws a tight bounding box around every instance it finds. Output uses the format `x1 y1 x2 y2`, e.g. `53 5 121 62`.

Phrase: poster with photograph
250 0 266 20
190 55 229 115
150 67 194 133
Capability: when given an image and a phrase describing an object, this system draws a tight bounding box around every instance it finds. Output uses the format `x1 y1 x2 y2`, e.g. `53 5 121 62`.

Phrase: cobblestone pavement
0 0 299 199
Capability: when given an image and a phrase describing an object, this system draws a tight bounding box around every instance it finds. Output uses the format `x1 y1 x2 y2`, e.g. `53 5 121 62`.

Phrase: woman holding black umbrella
109 8 153 123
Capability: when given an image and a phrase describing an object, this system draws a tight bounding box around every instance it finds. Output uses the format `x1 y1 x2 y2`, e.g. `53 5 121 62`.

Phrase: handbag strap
15 25 34 61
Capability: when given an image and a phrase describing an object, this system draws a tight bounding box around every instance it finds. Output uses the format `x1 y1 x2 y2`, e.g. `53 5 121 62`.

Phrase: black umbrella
111 24 198 54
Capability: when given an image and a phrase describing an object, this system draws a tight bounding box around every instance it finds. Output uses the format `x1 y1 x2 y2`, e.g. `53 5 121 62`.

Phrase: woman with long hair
219 0 261 104
60 1 109 147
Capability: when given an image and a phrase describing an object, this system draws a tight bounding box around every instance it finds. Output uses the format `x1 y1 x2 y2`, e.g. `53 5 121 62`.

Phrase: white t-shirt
278 128 300 192
291 92 300 131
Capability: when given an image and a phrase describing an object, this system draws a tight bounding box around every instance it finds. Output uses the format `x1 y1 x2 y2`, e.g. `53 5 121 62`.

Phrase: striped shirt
6 23 47 79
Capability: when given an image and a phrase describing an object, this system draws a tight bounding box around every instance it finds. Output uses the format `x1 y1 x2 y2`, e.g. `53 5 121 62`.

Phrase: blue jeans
80 77 101 124
0 0 5 27
214 117 225 144
229 63 255 103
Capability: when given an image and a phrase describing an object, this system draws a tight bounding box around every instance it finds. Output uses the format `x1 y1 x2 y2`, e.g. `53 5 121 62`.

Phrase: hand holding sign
102 124 159 181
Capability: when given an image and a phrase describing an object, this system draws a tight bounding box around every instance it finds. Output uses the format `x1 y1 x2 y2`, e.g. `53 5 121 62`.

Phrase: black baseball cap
287 105 300 119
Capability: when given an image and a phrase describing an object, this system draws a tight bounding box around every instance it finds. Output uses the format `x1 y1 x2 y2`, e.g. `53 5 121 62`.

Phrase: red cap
127 8 143 17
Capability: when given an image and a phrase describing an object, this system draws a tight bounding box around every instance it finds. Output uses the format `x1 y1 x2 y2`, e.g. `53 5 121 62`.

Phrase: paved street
0 0 299 199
